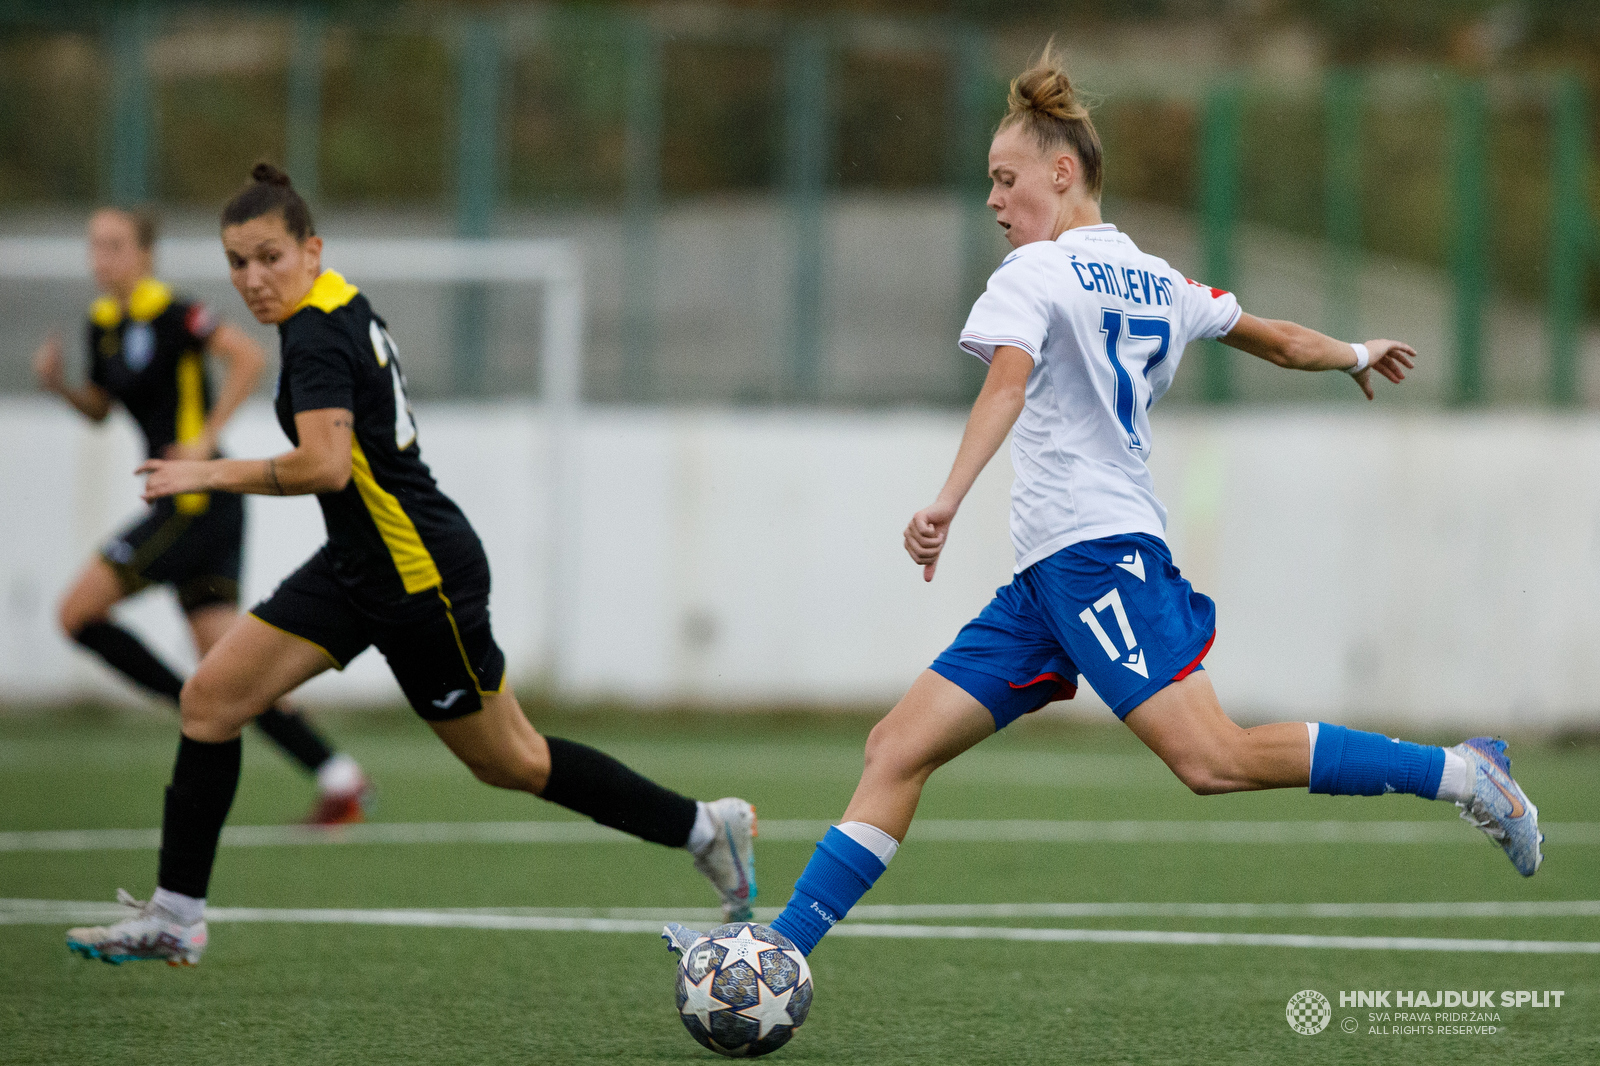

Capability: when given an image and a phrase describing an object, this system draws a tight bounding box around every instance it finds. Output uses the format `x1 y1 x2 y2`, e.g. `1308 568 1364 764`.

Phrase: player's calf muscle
1128 679 1309 794
460 748 544 792
1156 729 1306 794
1160 728 1266 794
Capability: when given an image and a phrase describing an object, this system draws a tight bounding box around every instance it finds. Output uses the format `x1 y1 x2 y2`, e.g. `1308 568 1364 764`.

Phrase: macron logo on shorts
1116 551 1146 581
432 689 466 711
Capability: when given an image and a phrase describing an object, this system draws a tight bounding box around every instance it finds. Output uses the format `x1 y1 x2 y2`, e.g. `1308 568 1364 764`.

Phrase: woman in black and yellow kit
33 206 369 825
66 165 755 966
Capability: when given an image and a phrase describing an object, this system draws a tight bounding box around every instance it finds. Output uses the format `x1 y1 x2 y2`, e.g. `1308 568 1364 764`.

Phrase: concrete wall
2 397 1597 730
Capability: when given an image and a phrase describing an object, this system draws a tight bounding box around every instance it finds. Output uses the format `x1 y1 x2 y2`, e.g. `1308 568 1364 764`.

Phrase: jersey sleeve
1175 277 1242 343
958 248 1054 366
283 319 356 414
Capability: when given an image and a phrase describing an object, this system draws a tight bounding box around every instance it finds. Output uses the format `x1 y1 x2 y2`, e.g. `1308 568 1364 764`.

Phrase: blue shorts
931 533 1215 727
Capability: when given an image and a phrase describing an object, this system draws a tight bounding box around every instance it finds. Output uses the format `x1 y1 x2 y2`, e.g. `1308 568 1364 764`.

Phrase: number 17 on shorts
1035 534 1215 720
1079 588 1148 678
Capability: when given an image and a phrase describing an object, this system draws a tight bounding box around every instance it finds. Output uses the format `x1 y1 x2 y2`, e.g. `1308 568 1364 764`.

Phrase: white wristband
1346 343 1369 375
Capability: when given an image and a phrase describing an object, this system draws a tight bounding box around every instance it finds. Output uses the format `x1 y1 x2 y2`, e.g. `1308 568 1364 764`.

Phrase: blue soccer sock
770 825 891 955
1308 723 1446 799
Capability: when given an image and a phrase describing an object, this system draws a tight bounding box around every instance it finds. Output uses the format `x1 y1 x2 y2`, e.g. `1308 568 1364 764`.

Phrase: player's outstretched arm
166 323 266 460
33 331 112 422
906 344 1031 582
136 407 353 500
1221 312 1416 400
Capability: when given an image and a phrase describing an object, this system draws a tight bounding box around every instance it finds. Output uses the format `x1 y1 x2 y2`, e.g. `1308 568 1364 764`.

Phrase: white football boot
692 797 757 922
662 921 707 959
66 889 207 966
1451 737 1543 877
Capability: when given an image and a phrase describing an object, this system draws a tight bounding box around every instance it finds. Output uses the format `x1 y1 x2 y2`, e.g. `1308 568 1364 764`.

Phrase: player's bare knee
862 718 924 783
58 597 101 639
177 673 231 737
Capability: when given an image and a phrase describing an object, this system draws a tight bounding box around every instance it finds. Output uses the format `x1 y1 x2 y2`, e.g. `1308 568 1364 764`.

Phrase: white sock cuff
316 753 363 795
687 801 716 855
1435 748 1473 805
1305 722 1320 773
152 887 205 925
836 821 899 866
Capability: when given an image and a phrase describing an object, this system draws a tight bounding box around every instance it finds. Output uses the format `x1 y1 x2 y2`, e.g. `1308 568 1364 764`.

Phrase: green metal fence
3 4 1598 406
1193 67 1600 406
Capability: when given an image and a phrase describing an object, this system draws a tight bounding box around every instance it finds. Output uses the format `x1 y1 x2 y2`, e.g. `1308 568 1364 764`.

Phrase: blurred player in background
65 165 756 967
32 206 369 825
668 47 1543 964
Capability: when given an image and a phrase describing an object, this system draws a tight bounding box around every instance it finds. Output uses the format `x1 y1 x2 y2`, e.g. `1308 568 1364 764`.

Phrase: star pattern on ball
782 946 810 987
679 968 734 1033
734 977 796 1039
713 926 785 972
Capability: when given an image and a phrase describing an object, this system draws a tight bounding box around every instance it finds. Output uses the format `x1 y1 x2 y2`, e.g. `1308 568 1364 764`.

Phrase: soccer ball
674 922 813 1057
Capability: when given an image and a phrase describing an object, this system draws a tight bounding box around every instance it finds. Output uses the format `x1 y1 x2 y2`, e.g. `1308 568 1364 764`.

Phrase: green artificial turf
1 707 1596 1065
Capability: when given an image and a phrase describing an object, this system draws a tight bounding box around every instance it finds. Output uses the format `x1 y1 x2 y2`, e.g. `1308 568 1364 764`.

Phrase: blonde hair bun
999 43 1103 198
1007 61 1089 125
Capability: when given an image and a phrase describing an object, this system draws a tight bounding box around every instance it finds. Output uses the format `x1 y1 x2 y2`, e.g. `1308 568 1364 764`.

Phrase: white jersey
959 223 1241 572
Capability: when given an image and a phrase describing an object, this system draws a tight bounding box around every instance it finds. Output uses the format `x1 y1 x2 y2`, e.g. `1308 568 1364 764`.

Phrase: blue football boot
1450 737 1543 876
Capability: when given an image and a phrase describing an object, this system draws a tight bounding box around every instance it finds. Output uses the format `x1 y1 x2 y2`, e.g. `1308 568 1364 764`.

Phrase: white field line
825 925 1600 954
11 898 1600 924
6 899 1599 954
18 896 1600 921
14 899 1600 923
12 899 1600 924
4 819 1598 853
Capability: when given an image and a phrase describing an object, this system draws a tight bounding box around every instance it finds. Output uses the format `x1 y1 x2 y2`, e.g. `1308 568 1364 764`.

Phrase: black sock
157 735 242 899
72 621 183 702
540 737 698 848
253 706 334 775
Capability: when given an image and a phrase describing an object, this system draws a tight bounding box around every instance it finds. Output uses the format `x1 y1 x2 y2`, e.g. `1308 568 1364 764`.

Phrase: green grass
2 707 1597 1065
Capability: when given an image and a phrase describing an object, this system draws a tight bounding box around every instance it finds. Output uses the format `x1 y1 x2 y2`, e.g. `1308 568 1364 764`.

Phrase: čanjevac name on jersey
275 270 479 609
957 225 1240 572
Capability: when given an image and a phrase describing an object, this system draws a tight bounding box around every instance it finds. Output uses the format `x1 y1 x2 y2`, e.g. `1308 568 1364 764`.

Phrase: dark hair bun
223 162 315 240
251 162 293 188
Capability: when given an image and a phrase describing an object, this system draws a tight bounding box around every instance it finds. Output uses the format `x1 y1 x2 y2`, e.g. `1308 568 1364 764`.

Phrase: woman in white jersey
665 50 1545 969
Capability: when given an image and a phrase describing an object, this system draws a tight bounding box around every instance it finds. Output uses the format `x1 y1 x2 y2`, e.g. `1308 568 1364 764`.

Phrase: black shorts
100 493 244 612
249 547 507 722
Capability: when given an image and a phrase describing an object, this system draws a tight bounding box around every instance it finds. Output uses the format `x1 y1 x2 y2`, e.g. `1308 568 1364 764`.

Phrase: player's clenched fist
905 499 957 582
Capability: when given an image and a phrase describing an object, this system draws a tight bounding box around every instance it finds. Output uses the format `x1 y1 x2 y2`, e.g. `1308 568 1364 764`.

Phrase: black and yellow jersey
88 276 219 516
274 270 484 611
88 277 218 459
